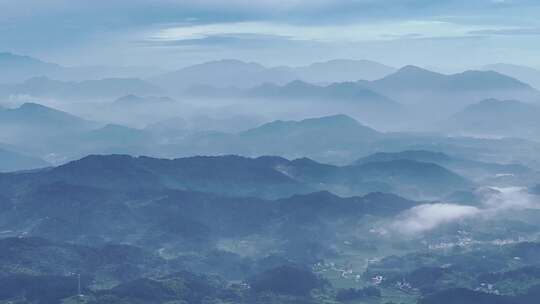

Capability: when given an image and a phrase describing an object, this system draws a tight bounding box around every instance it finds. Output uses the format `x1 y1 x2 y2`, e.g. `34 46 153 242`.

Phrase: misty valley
3 25 540 304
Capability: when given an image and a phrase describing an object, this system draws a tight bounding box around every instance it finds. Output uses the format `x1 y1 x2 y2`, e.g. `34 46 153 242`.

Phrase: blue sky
1 0 540 69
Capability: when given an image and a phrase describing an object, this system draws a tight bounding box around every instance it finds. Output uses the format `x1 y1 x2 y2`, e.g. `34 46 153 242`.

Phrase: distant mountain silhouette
372 65 533 93
344 65 540 126
113 94 175 105
151 58 396 93
0 103 89 126
443 99 540 139
355 149 532 184
0 103 98 158
0 52 61 84
0 103 95 139
357 66 540 122
0 52 162 83
238 115 384 158
246 80 398 106
350 159 471 197
242 114 381 140
151 59 294 93
369 65 447 90
185 82 402 128
186 79 399 109
276 59 396 83
0 76 162 100
482 63 540 90
146 114 263 134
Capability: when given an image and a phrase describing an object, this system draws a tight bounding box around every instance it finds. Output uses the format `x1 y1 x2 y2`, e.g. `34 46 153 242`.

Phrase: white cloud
391 187 540 236
392 203 480 235
4 0 540 68
150 20 504 44
481 186 540 210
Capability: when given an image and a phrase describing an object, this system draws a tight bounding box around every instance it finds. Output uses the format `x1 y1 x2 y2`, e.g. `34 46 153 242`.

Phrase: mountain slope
0 103 96 144
0 103 91 128
187 79 399 110
349 159 471 198
0 169 421 246
371 66 534 95
0 154 310 199
443 99 540 139
246 80 398 106
355 150 532 184
276 59 396 83
0 148 50 172
242 114 381 140
0 76 162 100
151 59 295 93
238 115 383 159
362 66 540 120
0 52 163 84
151 59 395 93
0 153 470 200
0 52 61 84
482 63 540 90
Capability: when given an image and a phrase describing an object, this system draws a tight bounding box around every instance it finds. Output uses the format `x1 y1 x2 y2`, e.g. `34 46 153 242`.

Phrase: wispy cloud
3 0 540 68
392 203 480 235
148 20 496 45
469 27 540 35
140 33 295 48
391 187 540 236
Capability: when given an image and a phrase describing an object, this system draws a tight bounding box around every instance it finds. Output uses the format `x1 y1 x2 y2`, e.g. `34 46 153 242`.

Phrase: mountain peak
0 102 93 130
0 52 57 66
15 103 79 119
19 102 51 111
242 114 380 140
301 114 359 125
283 80 317 89
374 65 446 88
395 65 444 77
387 65 446 79
450 70 531 89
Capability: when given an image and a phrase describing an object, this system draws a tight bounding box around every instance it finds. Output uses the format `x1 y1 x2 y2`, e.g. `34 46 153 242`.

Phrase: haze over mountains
359 66 540 123
0 148 50 172
3 52 540 133
0 76 162 101
0 52 163 84
6 0 540 302
2 51 540 304
151 59 397 92
2 98 540 172
482 63 540 90
443 99 540 139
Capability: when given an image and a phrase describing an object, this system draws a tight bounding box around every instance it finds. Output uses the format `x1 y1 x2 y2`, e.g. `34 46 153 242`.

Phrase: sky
1 0 540 70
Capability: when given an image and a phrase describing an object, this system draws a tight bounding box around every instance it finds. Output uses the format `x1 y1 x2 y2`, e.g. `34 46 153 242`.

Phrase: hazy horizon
3 2 540 304
2 0 540 70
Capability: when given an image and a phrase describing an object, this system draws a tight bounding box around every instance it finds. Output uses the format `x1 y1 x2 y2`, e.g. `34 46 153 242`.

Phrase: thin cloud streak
149 20 503 44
